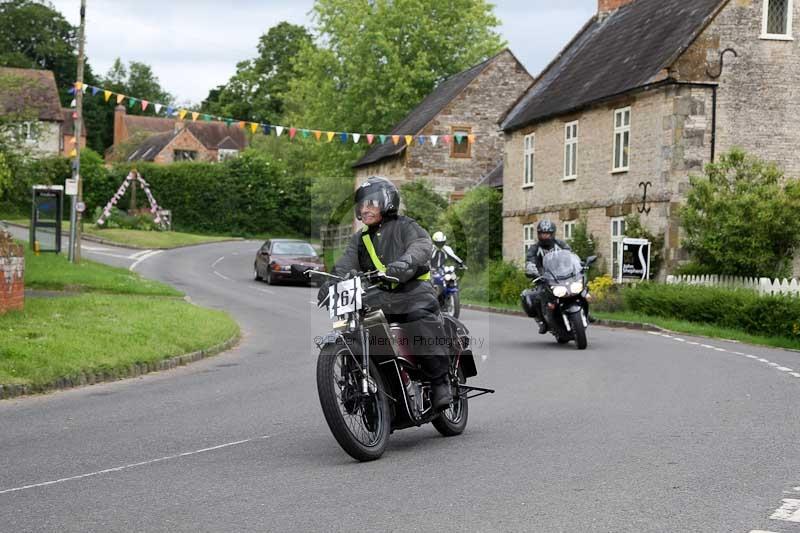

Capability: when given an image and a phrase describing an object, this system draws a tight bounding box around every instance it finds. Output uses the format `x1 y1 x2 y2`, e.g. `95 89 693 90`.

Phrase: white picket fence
666 274 800 297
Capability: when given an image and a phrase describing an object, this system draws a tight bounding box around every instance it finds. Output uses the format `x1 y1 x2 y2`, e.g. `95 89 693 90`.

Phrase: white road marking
0 435 270 496
700 344 714 349
746 355 759 359
758 358 770 363
212 256 225 268
770 498 800 522
647 331 660 336
767 362 780 367
776 367 794 372
714 347 727 352
129 250 163 271
129 249 154 260
213 271 231 281
749 530 778 533
791 372 800 378
687 341 699 345
674 338 685 342
84 250 137 260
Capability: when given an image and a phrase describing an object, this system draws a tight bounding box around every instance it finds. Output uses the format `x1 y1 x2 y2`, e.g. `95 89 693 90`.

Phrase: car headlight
569 281 584 294
552 286 568 298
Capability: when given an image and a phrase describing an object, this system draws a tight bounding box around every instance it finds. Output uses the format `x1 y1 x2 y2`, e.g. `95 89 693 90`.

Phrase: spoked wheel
444 292 461 318
316 344 391 461
432 367 468 436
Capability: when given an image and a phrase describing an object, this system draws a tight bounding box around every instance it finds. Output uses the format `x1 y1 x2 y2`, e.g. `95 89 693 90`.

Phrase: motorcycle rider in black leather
524 219 571 334
317 176 453 412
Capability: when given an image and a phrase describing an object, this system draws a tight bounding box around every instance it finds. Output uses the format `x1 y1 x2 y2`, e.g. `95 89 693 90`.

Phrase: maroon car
254 239 325 285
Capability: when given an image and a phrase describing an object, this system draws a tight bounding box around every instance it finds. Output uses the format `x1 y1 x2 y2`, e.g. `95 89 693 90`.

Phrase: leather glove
386 261 415 283
317 281 332 306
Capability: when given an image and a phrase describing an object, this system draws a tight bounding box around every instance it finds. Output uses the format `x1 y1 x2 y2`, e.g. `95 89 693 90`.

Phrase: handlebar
302 268 400 285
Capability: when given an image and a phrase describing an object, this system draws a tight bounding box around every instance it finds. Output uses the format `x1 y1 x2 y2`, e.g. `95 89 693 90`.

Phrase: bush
623 282 800 340
93 207 159 231
460 260 530 306
438 186 501 269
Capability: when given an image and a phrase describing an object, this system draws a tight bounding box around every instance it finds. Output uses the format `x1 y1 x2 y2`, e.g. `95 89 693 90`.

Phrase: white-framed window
564 121 578 180
523 133 535 188
611 217 626 281
563 221 576 241
19 121 35 143
523 224 537 256
612 107 631 172
218 148 239 162
761 0 794 39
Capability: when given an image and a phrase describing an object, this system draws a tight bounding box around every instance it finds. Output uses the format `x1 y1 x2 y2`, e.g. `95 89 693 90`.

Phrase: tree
203 22 312 123
285 0 505 174
400 180 447 233
680 148 800 278
438 186 502 268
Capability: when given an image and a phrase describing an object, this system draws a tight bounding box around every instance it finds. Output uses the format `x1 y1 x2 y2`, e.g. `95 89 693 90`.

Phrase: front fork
359 325 371 395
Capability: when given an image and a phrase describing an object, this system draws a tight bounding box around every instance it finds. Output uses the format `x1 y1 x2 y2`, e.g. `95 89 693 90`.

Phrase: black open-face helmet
354 176 400 220
537 219 557 248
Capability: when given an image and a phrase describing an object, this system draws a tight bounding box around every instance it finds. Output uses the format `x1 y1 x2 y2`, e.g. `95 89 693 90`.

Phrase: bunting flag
72 81 478 150
70 99 76 108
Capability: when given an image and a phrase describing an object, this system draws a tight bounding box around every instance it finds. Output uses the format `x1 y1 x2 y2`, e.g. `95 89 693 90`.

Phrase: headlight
569 281 584 294
444 274 452 281
282 265 292 271
552 286 568 298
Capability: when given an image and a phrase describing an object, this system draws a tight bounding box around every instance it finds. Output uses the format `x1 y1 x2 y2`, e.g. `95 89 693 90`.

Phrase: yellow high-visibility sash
361 227 431 283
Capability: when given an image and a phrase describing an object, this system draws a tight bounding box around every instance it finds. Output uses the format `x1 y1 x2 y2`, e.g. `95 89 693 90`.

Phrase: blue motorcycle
432 265 461 318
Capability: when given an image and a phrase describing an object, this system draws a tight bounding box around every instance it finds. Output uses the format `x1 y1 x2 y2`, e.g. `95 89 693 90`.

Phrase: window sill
522 184 535 190
759 34 794 41
562 176 577 182
610 168 629 175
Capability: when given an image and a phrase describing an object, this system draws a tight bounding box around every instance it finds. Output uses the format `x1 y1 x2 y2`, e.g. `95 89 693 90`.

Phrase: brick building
501 0 800 278
353 49 532 200
110 105 247 163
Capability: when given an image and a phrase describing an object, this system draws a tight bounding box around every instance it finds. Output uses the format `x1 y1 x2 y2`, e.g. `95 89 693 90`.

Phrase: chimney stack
598 0 636 16
113 105 126 146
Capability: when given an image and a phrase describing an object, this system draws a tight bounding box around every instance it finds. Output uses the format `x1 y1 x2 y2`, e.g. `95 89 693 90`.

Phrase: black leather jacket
332 215 437 314
525 239 571 276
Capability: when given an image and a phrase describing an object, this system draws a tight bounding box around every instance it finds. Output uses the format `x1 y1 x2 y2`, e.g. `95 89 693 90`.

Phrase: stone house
353 49 532 200
0 67 64 157
501 0 800 278
111 105 247 163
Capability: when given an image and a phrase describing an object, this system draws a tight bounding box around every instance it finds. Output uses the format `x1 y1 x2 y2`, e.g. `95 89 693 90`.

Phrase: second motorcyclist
523 219 571 334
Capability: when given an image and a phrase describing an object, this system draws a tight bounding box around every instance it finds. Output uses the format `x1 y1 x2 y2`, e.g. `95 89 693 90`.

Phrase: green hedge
624 283 800 340
103 150 313 236
460 260 530 306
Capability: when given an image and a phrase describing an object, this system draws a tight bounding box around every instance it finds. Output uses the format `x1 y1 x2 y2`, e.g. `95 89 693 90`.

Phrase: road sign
618 238 651 282
76 202 86 213
65 178 78 196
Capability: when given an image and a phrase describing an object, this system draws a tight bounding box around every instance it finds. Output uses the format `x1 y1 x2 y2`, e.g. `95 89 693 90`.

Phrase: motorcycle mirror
586 255 597 266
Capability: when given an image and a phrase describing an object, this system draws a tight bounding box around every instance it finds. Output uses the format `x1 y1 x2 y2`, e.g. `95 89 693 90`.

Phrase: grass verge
462 297 800 352
0 294 239 387
23 244 180 296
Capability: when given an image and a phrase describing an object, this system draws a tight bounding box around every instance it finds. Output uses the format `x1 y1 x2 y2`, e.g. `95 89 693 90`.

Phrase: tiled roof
0 67 63 122
126 122 247 161
127 131 174 162
501 0 724 131
123 114 175 137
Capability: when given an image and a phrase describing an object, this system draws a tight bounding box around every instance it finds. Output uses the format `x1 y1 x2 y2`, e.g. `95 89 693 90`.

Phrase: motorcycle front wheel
444 292 461 318
568 311 588 350
316 344 391 462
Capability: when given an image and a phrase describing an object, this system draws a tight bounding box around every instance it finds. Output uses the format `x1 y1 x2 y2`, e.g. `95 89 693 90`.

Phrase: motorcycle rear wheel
317 344 391 461
432 367 468 436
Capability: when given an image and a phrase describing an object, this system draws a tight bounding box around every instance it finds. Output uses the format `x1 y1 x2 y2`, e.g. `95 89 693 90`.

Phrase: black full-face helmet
354 176 400 220
537 219 557 248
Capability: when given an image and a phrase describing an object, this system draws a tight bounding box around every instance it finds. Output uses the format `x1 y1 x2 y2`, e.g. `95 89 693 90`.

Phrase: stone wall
153 127 214 164
0 230 24 315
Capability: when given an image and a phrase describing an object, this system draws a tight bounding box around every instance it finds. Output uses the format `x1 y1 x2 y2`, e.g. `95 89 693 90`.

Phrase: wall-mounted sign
618 237 651 282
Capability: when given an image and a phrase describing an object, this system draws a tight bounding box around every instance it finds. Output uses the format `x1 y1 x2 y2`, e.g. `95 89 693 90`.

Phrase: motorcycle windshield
542 250 582 282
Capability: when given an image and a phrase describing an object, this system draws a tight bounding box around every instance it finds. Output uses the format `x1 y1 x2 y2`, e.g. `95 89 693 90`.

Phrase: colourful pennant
262 124 271 135
74 81 83 91
313 130 321 141
91 86 99 96
442 135 451 145
301 129 310 139
237 121 246 129
430 135 438 146
68 87 75 95
104 90 111 102
417 136 425 146
128 97 136 108
179 109 188 120
392 135 400 145
166 106 175 116
404 135 413 146
250 122 259 134
289 127 297 139
190 112 199 121
454 134 464 144
141 100 149 111
326 131 335 142
352 133 360 143
367 134 374 145
380 135 387 144
467 134 475 144
276 126 284 137
340 132 348 143
116 94 125 104
154 103 162 114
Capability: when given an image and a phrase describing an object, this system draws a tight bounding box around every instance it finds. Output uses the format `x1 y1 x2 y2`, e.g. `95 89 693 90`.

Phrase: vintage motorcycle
521 251 596 350
431 264 461 318
296 266 493 462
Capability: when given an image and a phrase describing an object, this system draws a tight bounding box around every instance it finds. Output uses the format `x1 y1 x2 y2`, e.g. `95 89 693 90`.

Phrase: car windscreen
272 242 317 256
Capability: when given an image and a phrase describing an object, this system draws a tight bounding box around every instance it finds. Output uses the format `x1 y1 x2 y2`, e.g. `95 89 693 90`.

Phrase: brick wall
0 230 24 314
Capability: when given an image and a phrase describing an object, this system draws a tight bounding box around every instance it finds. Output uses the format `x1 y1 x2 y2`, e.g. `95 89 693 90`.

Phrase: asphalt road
1 238 800 532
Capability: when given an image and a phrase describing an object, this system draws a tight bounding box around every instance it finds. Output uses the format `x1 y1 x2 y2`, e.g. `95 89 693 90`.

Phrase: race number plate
329 278 362 319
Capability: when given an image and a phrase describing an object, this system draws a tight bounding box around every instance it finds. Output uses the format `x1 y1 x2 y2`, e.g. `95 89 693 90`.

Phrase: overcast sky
49 0 596 106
